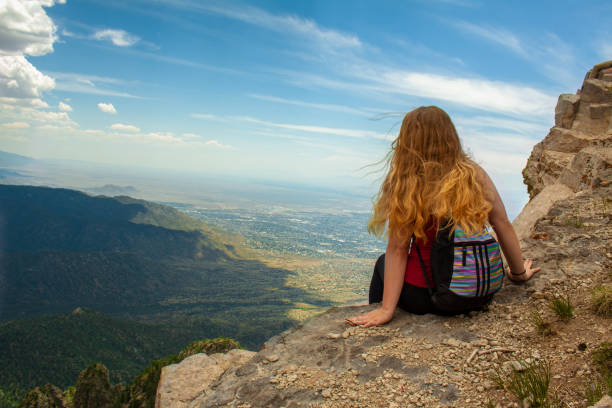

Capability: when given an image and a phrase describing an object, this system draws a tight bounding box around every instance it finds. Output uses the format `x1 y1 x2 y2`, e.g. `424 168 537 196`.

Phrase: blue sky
1 0 611 216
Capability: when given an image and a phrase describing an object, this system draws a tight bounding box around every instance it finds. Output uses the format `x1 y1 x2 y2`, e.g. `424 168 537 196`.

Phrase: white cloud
0 56 55 105
0 0 65 57
58 101 72 111
454 115 549 136
0 1 64 110
1 121 30 128
0 103 76 127
449 20 579 88
92 29 140 47
97 102 117 114
372 71 556 118
110 123 140 132
182 132 200 138
203 140 233 149
155 1 360 49
144 132 182 143
247 93 367 116
237 116 393 140
49 72 141 98
190 113 221 120
451 21 526 56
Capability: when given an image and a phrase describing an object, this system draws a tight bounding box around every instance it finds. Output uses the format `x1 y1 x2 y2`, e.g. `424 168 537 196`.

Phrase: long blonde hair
368 106 491 244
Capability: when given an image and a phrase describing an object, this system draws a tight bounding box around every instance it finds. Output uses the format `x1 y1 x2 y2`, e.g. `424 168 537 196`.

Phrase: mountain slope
0 184 329 324
0 184 332 403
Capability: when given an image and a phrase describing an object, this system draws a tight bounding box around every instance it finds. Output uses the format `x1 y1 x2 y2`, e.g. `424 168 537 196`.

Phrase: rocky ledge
156 62 612 408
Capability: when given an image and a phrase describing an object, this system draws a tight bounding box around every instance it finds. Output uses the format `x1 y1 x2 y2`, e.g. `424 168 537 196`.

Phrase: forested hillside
0 184 332 405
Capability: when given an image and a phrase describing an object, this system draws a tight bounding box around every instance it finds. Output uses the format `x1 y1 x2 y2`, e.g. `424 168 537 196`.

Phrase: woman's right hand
346 307 394 328
507 259 540 282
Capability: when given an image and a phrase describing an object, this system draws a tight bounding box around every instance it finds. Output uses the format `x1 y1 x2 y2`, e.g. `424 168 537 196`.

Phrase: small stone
342 330 350 339
443 338 462 347
327 333 341 339
321 389 332 398
267 354 280 362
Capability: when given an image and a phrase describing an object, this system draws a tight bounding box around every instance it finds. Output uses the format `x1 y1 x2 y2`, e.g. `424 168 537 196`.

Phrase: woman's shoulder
466 159 490 186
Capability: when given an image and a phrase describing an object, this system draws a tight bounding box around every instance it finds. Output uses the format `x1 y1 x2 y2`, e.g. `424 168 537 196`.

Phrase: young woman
348 106 539 328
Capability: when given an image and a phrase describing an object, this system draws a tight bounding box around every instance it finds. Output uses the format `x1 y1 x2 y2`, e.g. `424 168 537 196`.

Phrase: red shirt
404 223 437 288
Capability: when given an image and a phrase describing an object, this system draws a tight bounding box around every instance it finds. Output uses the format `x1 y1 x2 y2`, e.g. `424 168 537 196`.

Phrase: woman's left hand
346 307 394 328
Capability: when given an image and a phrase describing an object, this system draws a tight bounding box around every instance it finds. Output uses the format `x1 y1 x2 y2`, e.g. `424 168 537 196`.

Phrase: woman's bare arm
476 165 540 281
347 231 408 327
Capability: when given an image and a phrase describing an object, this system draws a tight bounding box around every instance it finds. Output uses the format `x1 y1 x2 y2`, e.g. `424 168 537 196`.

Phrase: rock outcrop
156 63 612 407
522 60 612 200
155 349 255 408
73 364 121 408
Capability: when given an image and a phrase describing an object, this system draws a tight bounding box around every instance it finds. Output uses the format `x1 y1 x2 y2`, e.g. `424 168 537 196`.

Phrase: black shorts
368 254 459 316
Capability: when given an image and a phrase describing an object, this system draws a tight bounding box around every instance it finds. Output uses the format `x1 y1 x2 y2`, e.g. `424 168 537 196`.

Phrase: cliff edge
156 62 612 408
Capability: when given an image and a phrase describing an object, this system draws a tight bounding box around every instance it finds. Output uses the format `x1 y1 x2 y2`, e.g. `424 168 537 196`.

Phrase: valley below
0 156 386 406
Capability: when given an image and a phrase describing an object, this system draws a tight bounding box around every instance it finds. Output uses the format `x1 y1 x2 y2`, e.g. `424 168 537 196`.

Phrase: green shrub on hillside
177 337 241 360
591 285 612 317
16 337 244 408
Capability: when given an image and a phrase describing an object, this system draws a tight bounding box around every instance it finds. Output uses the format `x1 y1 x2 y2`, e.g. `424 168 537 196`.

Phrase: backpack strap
412 234 434 297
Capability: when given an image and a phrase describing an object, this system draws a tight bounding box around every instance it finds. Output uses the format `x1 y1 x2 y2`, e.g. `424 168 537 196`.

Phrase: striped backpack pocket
414 224 505 313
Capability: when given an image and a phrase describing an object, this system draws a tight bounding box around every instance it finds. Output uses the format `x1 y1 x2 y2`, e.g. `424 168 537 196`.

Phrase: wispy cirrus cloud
278 67 556 119
450 21 526 56
148 0 360 50
48 72 142 98
448 19 580 88
237 116 393 141
454 115 549 136
191 112 394 140
372 71 555 117
247 93 369 116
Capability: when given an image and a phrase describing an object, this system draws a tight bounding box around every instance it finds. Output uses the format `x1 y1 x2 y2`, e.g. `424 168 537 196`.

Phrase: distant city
182 207 387 259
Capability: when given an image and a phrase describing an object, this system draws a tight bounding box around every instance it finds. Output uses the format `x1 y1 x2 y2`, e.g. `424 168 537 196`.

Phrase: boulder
589 394 612 408
512 183 574 241
555 93 580 129
155 349 255 408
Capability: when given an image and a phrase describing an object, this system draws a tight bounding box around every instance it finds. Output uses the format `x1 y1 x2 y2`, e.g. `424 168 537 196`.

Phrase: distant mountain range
0 184 331 403
82 184 139 196
0 150 35 168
